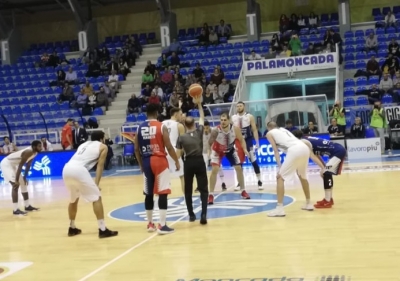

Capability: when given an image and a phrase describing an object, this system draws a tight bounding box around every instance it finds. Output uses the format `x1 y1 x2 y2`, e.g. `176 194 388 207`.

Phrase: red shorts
142 156 170 195
210 139 245 166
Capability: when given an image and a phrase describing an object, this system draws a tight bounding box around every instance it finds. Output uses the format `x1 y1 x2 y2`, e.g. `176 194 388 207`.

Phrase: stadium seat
343 98 356 107
344 88 355 97
356 96 369 106
382 94 393 104
356 77 368 86
344 79 356 87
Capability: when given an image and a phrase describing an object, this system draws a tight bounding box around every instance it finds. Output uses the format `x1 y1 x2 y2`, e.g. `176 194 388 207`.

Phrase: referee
176 97 208 225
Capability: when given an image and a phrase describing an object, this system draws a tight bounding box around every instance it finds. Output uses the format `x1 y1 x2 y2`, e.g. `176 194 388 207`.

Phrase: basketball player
232 101 263 190
134 103 180 235
162 107 185 193
0 140 42 216
208 112 250 204
265 122 323 217
63 131 118 238
292 130 346 208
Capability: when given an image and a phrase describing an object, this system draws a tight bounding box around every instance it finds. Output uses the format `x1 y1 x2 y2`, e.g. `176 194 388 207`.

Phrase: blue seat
356 96 369 106
344 79 356 87
344 38 355 45
344 88 355 97
356 60 366 69
344 46 355 53
137 113 146 122
372 8 381 16
356 77 368 86
344 62 355 70
386 27 396 34
123 144 134 156
368 76 379 85
382 94 393 104
126 114 137 123
355 52 366 60
233 42 243 49
354 30 364 37
356 86 367 93
343 98 356 107
344 53 354 61
355 37 365 45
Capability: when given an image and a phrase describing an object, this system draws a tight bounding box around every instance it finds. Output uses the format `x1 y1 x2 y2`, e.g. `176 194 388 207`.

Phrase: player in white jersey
208 112 250 204
62 131 118 239
232 101 263 190
0 140 42 216
265 121 323 217
162 107 185 193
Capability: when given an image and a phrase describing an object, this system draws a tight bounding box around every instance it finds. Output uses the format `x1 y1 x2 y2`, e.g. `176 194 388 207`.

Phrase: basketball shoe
157 224 174 235
99 228 118 238
25 205 40 212
267 208 286 217
208 194 214 205
314 199 334 208
147 222 156 232
68 227 82 237
301 203 314 211
241 190 250 199
13 209 27 216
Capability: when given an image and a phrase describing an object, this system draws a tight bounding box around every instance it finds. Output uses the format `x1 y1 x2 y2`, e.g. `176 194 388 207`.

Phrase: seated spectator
76 92 88 108
86 60 101 78
152 84 164 100
210 68 223 86
87 92 97 109
322 30 332 47
216 64 225 78
153 70 161 85
388 39 400 58
185 74 197 87
393 71 400 84
385 11 397 29
121 46 136 67
303 121 318 134
321 43 332 53
289 34 302 56
203 22 210 38
166 38 183 56
199 76 208 90
327 118 344 136
107 57 119 73
304 43 315 55
141 70 154 88
40 52 49 67
173 80 184 95
141 84 152 104
393 82 400 99
368 84 382 103
103 81 115 100
209 29 219 45
271 33 282 52
41 137 53 151
289 14 299 32
47 51 60 67
308 12 318 28
148 91 160 105
65 67 79 85
2 137 17 154
217 19 231 39
350 117 366 139
382 54 400 75
169 52 180 68
265 47 277 59
50 69 66 87
58 83 74 104
279 14 290 33
81 81 94 96
366 56 382 78
161 68 173 90
285 119 298 132
278 45 291 57
198 28 209 46
212 85 224 104
192 63 205 80
99 59 108 75
218 79 230 102
127 94 140 114
247 50 262 60
202 88 214 105
145 60 156 75
118 58 130 77
173 73 183 86
365 33 378 54
99 47 110 61
297 14 306 29
379 73 394 93
169 90 179 107
82 47 97 64
108 70 119 92
96 87 109 110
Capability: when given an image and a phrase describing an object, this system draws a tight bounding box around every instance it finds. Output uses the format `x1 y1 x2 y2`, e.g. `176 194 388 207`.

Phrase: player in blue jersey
292 130 347 209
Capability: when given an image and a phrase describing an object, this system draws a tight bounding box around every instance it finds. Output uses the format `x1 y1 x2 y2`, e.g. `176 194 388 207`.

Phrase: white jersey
67 141 101 170
162 119 180 149
268 128 302 153
232 113 253 140
5 147 36 166
212 124 236 153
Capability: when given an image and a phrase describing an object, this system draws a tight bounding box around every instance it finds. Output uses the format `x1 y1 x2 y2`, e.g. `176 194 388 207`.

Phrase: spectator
209 29 219 45
366 56 381 78
350 117 366 139
216 64 225 78
82 47 97 64
379 73 394 93
279 45 291 57
61 118 74 150
96 87 110 110
202 88 214 105
47 51 60 67
304 43 315 55
393 71 400 84
107 57 119 73
87 92 97 109
65 67 78 85
185 74 197 87
58 83 74 104
388 39 400 58
212 85 223 104
2 137 17 154
368 84 382 103
103 81 115 100
285 119 298 132
264 47 277 59
99 59 108 75
172 80 183 95
86 60 101 78
297 14 306 29
289 14 298 32
40 52 49 67
152 84 164 100
210 68 223 86
217 19 231 39
118 58 130 77
72 121 88 149
218 79 230 101
161 68 173 90
308 12 318 28
203 23 210 38
385 11 397 29
127 94 141 114
121 47 136 67
144 60 156 75
303 121 318 134
393 82 400 100
81 81 94 96
141 70 154 88
192 63 205 80
148 91 160 105
247 50 262 60
169 90 179 107
169 52 180 68
289 34 302 56
329 28 342 51
369 101 386 153
329 101 346 133
279 14 290 33
365 33 378 54
52 69 66 86
322 29 332 47
153 70 161 85
321 43 332 53
327 118 344 136
108 70 119 92
99 47 110 61
382 54 399 75
198 28 209 46
76 92 88 108
41 137 53 151
166 38 183 56
141 84 152 104
271 33 282 52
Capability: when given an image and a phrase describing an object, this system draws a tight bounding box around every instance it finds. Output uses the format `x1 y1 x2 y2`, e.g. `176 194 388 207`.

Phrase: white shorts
325 156 344 175
62 163 101 203
279 143 310 181
167 154 184 177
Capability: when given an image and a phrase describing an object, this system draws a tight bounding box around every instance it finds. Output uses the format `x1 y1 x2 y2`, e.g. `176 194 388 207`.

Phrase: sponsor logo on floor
0 262 32 280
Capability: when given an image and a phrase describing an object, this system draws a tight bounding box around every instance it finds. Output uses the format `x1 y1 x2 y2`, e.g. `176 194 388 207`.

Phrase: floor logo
109 193 294 222
0 262 32 280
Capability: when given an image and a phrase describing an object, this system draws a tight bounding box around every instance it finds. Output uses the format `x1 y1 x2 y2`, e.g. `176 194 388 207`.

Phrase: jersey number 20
141 126 157 137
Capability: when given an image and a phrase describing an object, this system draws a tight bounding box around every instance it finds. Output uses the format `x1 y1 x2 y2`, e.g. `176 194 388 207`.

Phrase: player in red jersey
207 112 250 204
134 103 180 235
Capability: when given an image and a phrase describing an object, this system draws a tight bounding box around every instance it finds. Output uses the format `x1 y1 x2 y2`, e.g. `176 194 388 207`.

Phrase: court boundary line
77 184 236 281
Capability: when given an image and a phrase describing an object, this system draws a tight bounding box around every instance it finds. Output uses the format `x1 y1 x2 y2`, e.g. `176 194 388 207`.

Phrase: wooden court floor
1 162 400 281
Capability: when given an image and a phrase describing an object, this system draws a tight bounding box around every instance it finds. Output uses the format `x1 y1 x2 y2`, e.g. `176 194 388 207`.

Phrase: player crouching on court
292 130 346 208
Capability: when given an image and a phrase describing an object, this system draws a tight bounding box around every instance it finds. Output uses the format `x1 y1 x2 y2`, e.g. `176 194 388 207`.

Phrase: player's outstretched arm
250 115 259 148
266 133 282 168
134 134 143 172
193 96 204 126
162 125 180 170
95 144 108 187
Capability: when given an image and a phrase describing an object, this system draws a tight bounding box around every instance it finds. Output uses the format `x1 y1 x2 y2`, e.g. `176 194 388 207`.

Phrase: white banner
243 53 337 76
347 137 381 160
384 105 400 124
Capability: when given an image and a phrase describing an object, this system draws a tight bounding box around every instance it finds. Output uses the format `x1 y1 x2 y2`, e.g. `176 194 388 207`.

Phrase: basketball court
0 157 400 281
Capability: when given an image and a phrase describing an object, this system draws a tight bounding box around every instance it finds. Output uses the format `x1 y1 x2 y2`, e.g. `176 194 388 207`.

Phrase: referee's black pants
183 155 208 217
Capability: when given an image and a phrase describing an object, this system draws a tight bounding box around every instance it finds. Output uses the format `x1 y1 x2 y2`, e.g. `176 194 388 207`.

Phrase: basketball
188 83 203 99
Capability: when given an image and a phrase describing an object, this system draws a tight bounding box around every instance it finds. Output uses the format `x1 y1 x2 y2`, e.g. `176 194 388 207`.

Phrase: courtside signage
384 105 400 124
244 53 336 76
109 193 294 222
346 137 381 160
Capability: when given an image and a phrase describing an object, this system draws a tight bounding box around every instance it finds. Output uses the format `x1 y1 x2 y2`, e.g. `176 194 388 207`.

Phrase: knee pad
323 173 333 189
158 194 168 210
144 195 154 210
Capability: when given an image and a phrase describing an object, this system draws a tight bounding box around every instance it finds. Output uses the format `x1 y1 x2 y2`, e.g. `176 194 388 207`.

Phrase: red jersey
61 124 72 148
137 119 167 158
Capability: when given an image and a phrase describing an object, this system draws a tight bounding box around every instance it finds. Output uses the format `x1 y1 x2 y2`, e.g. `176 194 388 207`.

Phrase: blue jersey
305 136 346 158
137 120 167 159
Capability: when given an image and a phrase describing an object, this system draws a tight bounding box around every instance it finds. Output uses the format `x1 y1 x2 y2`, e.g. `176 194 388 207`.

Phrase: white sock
256 174 261 181
70 220 76 228
325 189 332 201
97 219 106 231
306 199 310 204
159 209 167 226
276 203 283 208
13 203 19 211
24 200 30 208
146 210 153 223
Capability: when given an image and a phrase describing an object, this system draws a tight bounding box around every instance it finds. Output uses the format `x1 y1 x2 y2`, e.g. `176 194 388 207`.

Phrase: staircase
96 44 162 137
